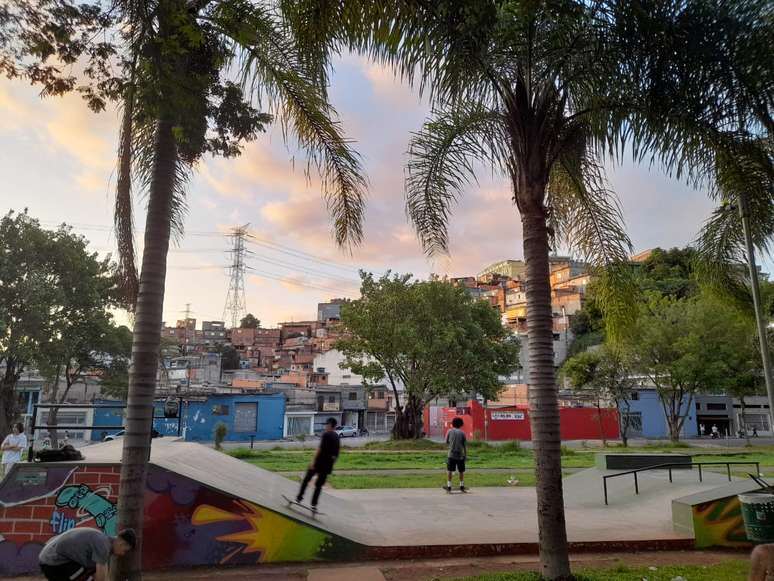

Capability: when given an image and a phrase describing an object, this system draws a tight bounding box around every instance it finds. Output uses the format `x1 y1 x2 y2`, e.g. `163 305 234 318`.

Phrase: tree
337 272 519 439
0 211 115 438
239 314 260 329
561 347 634 447
626 294 730 442
220 345 241 371
4 3 367 578
322 2 769 572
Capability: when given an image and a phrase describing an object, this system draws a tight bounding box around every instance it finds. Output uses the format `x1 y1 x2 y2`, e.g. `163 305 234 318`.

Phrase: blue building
622 387 697 439
183 393 285 442
90 393 286 442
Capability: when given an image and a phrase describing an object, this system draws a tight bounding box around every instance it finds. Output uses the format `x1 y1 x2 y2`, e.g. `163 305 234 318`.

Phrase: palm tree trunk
113 120 176 581
521 209 571 580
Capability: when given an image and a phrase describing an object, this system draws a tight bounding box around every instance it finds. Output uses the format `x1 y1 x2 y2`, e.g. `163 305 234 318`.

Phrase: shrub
499 440 523 453
560 445 576 456
214 422 228 450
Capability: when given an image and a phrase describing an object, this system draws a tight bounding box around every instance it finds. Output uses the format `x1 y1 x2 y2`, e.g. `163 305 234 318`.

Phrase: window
376 391 385 400
328 395 336 403
234 403 257 432
707 403 727 411
342 374 351 379
348 392 358 401
695 402 701 410
623 411 643 432
629 391 640 401
212 405 229 416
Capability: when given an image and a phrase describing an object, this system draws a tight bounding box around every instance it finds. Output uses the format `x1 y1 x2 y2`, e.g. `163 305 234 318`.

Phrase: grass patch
229 443 774 473
325 471 539 489
362 439 446 451
440 560 748 581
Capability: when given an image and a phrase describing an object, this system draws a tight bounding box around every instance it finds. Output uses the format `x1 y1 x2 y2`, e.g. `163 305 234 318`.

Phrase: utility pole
180 303 194 355
739 194 774 430
223 224 249 330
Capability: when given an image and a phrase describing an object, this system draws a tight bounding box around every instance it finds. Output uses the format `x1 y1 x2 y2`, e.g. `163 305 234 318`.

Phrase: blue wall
90 394 286 442
184 393 285 442
623 389 697 439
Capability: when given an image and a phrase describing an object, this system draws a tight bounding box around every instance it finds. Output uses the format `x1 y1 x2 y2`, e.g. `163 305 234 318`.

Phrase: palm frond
547 126 632 267
405 104 508 255
114 92 139 308
694 136 774 315
210 1 366 247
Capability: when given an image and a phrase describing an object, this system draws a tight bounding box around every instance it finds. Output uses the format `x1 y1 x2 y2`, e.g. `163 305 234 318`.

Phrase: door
234 403 258 433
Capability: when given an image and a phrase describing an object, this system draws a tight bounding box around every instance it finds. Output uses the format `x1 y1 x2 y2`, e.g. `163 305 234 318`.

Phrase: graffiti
49 510 76 534
55 485 117 536
191 500 329 563
693 495 750 548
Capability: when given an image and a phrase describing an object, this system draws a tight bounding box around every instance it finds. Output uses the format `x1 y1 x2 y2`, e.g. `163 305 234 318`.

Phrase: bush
214 422 228 450
363 439 445 451
560 445 577 456
227 447 255 459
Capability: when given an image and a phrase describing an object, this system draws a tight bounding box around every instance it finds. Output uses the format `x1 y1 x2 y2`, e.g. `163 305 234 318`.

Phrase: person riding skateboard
38 527 136 581
296 417 340 513
445 416 467 493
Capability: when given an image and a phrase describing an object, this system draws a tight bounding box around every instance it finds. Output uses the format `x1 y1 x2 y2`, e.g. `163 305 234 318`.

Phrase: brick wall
0 465 119 547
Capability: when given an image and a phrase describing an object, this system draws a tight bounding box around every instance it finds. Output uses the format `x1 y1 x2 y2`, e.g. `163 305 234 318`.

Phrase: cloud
362 62 420 110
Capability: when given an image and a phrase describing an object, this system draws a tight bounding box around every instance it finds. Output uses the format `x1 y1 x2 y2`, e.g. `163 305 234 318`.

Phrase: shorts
447 458 466 473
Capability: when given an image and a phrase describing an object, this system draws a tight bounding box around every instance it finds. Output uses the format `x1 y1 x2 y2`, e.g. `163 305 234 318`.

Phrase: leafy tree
337 272 519 439
637 248 698 299
220 345 241 371
239 314 260 329
561 347 634 447
0 211 117 438
626 294 731 442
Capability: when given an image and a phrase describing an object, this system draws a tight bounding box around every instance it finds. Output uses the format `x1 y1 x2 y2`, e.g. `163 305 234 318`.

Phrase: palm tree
285 1 772 578
107 1 366 578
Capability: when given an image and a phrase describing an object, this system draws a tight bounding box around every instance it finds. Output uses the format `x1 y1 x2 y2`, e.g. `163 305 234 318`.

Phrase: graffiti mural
54 485 118 536
1 462 364 576
693 495 750 548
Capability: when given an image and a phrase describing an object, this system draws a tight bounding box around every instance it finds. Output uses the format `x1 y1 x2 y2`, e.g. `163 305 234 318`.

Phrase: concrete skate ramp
0 440 742 576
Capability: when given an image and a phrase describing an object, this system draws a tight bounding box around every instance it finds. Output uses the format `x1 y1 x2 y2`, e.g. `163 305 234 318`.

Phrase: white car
335 425 358 438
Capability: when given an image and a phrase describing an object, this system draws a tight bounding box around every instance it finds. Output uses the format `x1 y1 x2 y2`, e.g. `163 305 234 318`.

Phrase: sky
0 53 729 327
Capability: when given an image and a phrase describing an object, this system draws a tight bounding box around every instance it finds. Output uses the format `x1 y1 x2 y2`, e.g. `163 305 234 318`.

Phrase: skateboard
282 494 326 517
443 487 470 494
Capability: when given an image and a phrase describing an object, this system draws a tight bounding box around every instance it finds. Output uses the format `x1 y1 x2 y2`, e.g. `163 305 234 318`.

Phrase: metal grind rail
603 460 761 505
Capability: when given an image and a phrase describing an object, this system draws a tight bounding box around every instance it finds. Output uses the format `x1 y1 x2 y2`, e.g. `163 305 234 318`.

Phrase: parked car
335 425 358 438
103 429 161 441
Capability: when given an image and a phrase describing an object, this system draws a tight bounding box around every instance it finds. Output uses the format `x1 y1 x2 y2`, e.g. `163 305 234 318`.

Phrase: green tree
239 314 260 329
561 347 634 447
5 3 366 577
337 272 519 439
637 248 698 299
626 295 731 442
0 211 116 438
220 345 241 371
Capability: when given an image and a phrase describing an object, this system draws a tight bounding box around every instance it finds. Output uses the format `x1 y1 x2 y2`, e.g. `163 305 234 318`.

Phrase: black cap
326 417 337 427
117 529 137 549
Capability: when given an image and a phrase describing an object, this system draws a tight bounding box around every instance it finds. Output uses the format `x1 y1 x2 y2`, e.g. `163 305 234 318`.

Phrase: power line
245 266 358 295
246 253 360 286
245 234 362 274
223 225 249 329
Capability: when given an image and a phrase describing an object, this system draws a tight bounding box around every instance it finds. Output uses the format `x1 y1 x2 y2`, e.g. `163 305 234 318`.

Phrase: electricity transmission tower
223 224 249 329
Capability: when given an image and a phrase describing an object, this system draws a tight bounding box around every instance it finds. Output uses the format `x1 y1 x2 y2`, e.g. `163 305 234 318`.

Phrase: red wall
434 400 620 441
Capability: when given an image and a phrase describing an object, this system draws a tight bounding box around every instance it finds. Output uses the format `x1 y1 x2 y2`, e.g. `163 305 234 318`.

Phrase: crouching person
39 527 136 581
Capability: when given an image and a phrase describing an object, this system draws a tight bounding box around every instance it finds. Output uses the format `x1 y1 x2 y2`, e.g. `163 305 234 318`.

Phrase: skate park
0 438 764 575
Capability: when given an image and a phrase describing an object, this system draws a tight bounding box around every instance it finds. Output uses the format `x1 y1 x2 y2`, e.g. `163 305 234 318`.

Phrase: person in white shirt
1 423 27 479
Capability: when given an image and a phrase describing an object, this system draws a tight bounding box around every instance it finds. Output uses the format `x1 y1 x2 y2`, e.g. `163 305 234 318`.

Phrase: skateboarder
296 417 340 512
38 527 136 581
445 417 467 493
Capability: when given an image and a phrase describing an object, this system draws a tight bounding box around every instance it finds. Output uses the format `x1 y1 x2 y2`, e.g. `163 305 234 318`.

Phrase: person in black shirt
296 417 340 511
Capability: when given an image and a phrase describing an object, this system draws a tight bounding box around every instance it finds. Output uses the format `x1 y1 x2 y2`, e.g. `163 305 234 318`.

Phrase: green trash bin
739 493 774 543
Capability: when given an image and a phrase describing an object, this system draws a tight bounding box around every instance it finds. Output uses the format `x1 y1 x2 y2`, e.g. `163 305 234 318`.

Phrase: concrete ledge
596 453 692 470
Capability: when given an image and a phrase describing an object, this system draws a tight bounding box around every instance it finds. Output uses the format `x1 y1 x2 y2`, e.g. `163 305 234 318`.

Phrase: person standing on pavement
296 417 340 512
1 423 27 480
445 417 468 493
